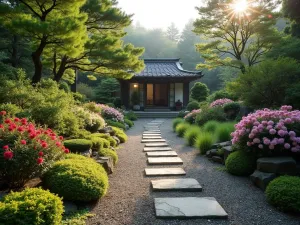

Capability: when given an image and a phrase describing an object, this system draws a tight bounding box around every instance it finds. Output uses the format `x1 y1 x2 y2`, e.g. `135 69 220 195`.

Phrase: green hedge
64 139 92 153
124 118 134 128
98 148 118 165
106 120 126 130
112 126 128 143
0 188 64 225
43 156 109 202
225 150 256 176
90 133 117 147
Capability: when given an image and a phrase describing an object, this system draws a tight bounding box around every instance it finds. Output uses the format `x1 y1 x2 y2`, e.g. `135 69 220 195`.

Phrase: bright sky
117 0 204 31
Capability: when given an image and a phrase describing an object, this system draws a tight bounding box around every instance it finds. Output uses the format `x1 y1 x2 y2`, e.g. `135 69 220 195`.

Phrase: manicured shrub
98 148 118 164
83 102 101 113
175 123 190 137
89 137 104 151
125 110 138 121
0 188 64 225
124 118 134 128
106 119 126 130
190 82 209 102
215 122 235 142
98 104 124 122
0 103 21 117
184 109 201 124
203 120 220 133
225 150 256 176
195 132 214 154
265 176 300 213
43 157 109 202
177 110 188 118
64 139 93 153
184 125 202 146
207 89 237 103
210 98 233 108
187 101 200 111
223 102 241 120
195 107 227 126
0 114 67 188
90 133 117 147
231 106 300 155
172 118 184 131
112 126 128 143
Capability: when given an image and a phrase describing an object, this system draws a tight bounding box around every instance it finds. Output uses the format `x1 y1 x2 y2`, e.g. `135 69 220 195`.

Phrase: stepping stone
142 136 162 139
146 151 177 157
144 147 172 152
143 133 161 136
154 197 228 218
143 132 161 134
151 178 202 191
141 139 166 143
144 129 160 132
145 168 186 176
148 157 183 165
145 143 168 147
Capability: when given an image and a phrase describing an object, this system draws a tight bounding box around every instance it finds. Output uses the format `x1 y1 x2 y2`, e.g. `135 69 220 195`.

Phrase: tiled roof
134 58 203 78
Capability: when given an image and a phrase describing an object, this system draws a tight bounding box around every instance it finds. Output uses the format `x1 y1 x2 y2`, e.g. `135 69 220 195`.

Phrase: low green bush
125 111 138 121
203 121 220 133
112 126 128 143
64 139 93 153
124 118 134 128
0 103 22 117
186 101 200 111
89 137 104 151
195 107 227 126
265 176 300 213
106 120 126 130
184 125 202 146
90 133 117 147
83 102 101 113
98 148 118 164
43 156 109 202
177 110 188 118
0 188 64 225
225 150 256 176
175 122 190 137
195 132 214 154
223 102 241 120
172 118 184 131
215 122 235 142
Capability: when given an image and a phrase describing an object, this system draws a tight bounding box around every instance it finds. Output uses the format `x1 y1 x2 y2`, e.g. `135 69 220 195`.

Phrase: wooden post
183 82 189 107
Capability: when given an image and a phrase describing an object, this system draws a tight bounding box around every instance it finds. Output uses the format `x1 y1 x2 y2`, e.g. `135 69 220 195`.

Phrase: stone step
147 123 162 126
141 139 166 143
142 136 162 139
143 133 161 136
146 151 177 157
148 157 183 165
145 143 169 147
144 129 161 132
145 168 186 176
143 131 161 133
144 147 172 152
151 178 202 191
154 197 228 219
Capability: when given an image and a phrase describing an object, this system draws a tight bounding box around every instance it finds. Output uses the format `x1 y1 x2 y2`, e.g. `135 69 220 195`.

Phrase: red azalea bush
231 106 300 155
0 112 69 188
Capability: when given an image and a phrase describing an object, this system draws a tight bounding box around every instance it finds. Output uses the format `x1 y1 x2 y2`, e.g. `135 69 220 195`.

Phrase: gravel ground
87 119 300 225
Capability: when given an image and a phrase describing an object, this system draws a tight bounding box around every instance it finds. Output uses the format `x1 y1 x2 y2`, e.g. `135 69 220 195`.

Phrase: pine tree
166 22 180 42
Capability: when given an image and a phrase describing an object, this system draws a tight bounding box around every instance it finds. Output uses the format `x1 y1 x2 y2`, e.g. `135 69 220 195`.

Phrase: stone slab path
141 139 166 143
151 178 202 192
142 136 162 139
145 168 186 176
146 151 178 157
148 157 183 165
145 143 169 147
144 147 173 152
143 133 161 136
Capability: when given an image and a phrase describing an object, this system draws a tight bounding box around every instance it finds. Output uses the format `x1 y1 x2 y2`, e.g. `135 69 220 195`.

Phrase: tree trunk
31 36 47 84
11 35 18 67
53 55 68 82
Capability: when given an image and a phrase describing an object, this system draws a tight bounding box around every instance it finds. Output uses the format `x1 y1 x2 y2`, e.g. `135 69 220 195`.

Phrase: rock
211 156 223 164
257 157 297 175
112 136 120 145
99 126 115 136
212 141 231 148
206 149 219 158
97 157 114 174
250 170 276 191
223 146 233 162
64 201 78 214
125 124 129 130
81 149 92 157
92 151 99 157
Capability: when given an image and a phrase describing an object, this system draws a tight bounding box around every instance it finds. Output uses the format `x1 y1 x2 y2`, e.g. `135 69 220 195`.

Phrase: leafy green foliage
90 133 117 148
0 188 64 225
223 102 241 120
43 156 109 202
215 122 235 142
64 139 93 153
175 123 190 137
186 101 200 111
94 78 120 104
0 103 22 117
195 132 214 155
125 118 134 128
203 121 220 133
106 119 126 130
172 118 184 131
125 111 138 121
282 0 300 38
184 125 202 146
225 151 256 176
62 209 94 225
265 176 300 213
285 82 300 109
98 148 118 164
190 82 209 102
207 89 238 103
195 107 227 126
112 126 128 143
227 58 300 108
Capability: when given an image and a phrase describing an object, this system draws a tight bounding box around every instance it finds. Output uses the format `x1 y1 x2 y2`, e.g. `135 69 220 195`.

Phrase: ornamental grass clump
0 112 68 188
184 125 202 146
184 109 201 124
231 105 300 155
175 122 190 137
215 122 235 142
172 118 184 131
98 104 124 122
210 98 233 108
195 132 214 154
203 120 220 133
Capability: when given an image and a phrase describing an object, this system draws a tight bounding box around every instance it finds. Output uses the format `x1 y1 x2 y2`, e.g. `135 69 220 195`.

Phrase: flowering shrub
98 104 124 122
0 112 68 188
184 109 201 124
210 98 233 108
231 106 300 154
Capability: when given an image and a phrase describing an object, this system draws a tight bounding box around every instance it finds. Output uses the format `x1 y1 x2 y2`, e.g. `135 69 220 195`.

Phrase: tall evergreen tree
166 22 180 42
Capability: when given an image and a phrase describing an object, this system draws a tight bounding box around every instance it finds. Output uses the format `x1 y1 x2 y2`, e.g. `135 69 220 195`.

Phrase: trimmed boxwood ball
98 148 118 164
184 125 202 146
0 188 64 225
172 118 184 131
186 101 200 111
265 176 300 213
225 150 256 176
43 156 109 202
64 139 92 153
175 122 190 137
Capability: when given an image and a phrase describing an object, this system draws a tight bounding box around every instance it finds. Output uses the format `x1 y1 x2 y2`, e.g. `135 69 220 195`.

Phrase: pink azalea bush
97 104 124 122
184 109 202 123
231 106 300 154
210 98 233 108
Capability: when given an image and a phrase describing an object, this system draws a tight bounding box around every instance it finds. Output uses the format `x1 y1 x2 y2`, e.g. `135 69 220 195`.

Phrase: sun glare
232 0 248 13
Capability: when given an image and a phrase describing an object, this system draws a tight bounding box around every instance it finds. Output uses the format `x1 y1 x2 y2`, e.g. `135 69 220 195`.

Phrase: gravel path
87 119 299 225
